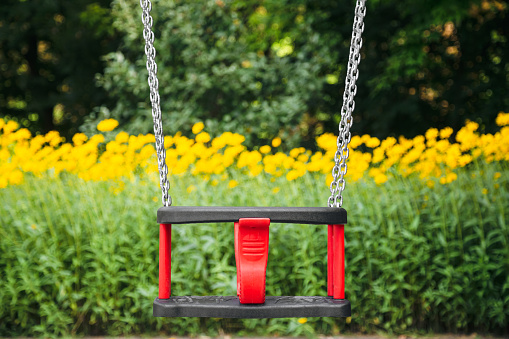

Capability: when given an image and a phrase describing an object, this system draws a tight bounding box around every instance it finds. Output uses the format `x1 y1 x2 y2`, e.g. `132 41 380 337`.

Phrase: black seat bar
157 206 347 225
154 296 351 318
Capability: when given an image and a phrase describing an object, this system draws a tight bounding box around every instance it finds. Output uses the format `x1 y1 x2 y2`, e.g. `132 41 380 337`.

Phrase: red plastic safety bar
234 218 270 304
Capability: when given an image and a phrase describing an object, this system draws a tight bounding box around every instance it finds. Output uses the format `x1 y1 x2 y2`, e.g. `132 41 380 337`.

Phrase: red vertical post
159 223 172 299
332 224 345 299
234 222 240 297
327 224 334 296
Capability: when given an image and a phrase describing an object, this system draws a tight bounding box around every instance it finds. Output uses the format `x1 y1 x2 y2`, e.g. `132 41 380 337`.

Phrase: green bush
0 161 508 336
91 0 508 146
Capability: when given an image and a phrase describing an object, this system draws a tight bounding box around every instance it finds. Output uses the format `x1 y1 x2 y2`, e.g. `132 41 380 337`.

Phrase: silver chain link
139 0 364 208
140 0 171 206
328 0 366 208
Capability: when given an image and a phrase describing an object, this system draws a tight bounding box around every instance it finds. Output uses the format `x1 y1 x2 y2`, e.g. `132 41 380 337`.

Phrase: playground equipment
139 0 367 318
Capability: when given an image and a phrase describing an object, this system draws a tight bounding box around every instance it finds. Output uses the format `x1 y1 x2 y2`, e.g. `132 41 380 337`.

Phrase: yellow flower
3 120 19 134
369 168 388 185
286 170 299 181
289 148 303 158
411 135 424 147
260 145 271 154
439 127 453 139
2 114 507 192
271 137 282 147
72 133 88 145
8 170 23 185
187 185 196 193
346 316 352 324
316 133 337 151
374 173 388 185
227 133 246 146
45 130 62 146
366 137 380 148
196 132 211 143
298 317 307 324
446 172 457 183
466 120 479 132
12 128 31 141
425 128 439 140
495 112 509 126
192 122 204 134
114 131 128 144
153 196 158 202
455 154 470 167
372 148 385 163
482 188 488 195
297 154 309 163
31 224 37 230
164 136 173 148
249 164 263 177
349 135 362 148
97 118 119 132
325 173 333 186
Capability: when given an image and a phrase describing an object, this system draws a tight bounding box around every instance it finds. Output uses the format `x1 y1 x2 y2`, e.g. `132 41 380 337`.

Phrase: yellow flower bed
0 113 508 189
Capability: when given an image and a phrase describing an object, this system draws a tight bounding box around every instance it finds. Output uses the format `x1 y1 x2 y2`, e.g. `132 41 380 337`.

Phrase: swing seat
154 206 350 318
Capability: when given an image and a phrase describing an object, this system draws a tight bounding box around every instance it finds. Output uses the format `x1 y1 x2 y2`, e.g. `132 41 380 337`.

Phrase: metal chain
140 0 171 206
139 0 364 207
328 0 366 208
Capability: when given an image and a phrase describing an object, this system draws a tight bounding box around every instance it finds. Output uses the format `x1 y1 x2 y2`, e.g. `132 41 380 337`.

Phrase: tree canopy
0 0 118 138
1 0 508 146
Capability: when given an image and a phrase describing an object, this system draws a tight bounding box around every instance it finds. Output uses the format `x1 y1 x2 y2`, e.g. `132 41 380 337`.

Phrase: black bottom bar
153 296 351 318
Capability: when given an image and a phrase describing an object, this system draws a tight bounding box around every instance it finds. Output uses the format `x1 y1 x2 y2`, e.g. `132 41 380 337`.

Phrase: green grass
0 160 508 337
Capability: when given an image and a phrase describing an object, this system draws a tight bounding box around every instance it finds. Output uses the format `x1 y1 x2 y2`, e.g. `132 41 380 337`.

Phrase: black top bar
157 206 347 225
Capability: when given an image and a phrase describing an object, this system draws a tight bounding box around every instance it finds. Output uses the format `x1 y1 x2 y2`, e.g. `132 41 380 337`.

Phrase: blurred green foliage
0 160 508 336
92 0 333 146
0 0 119 138
1 0 508 145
